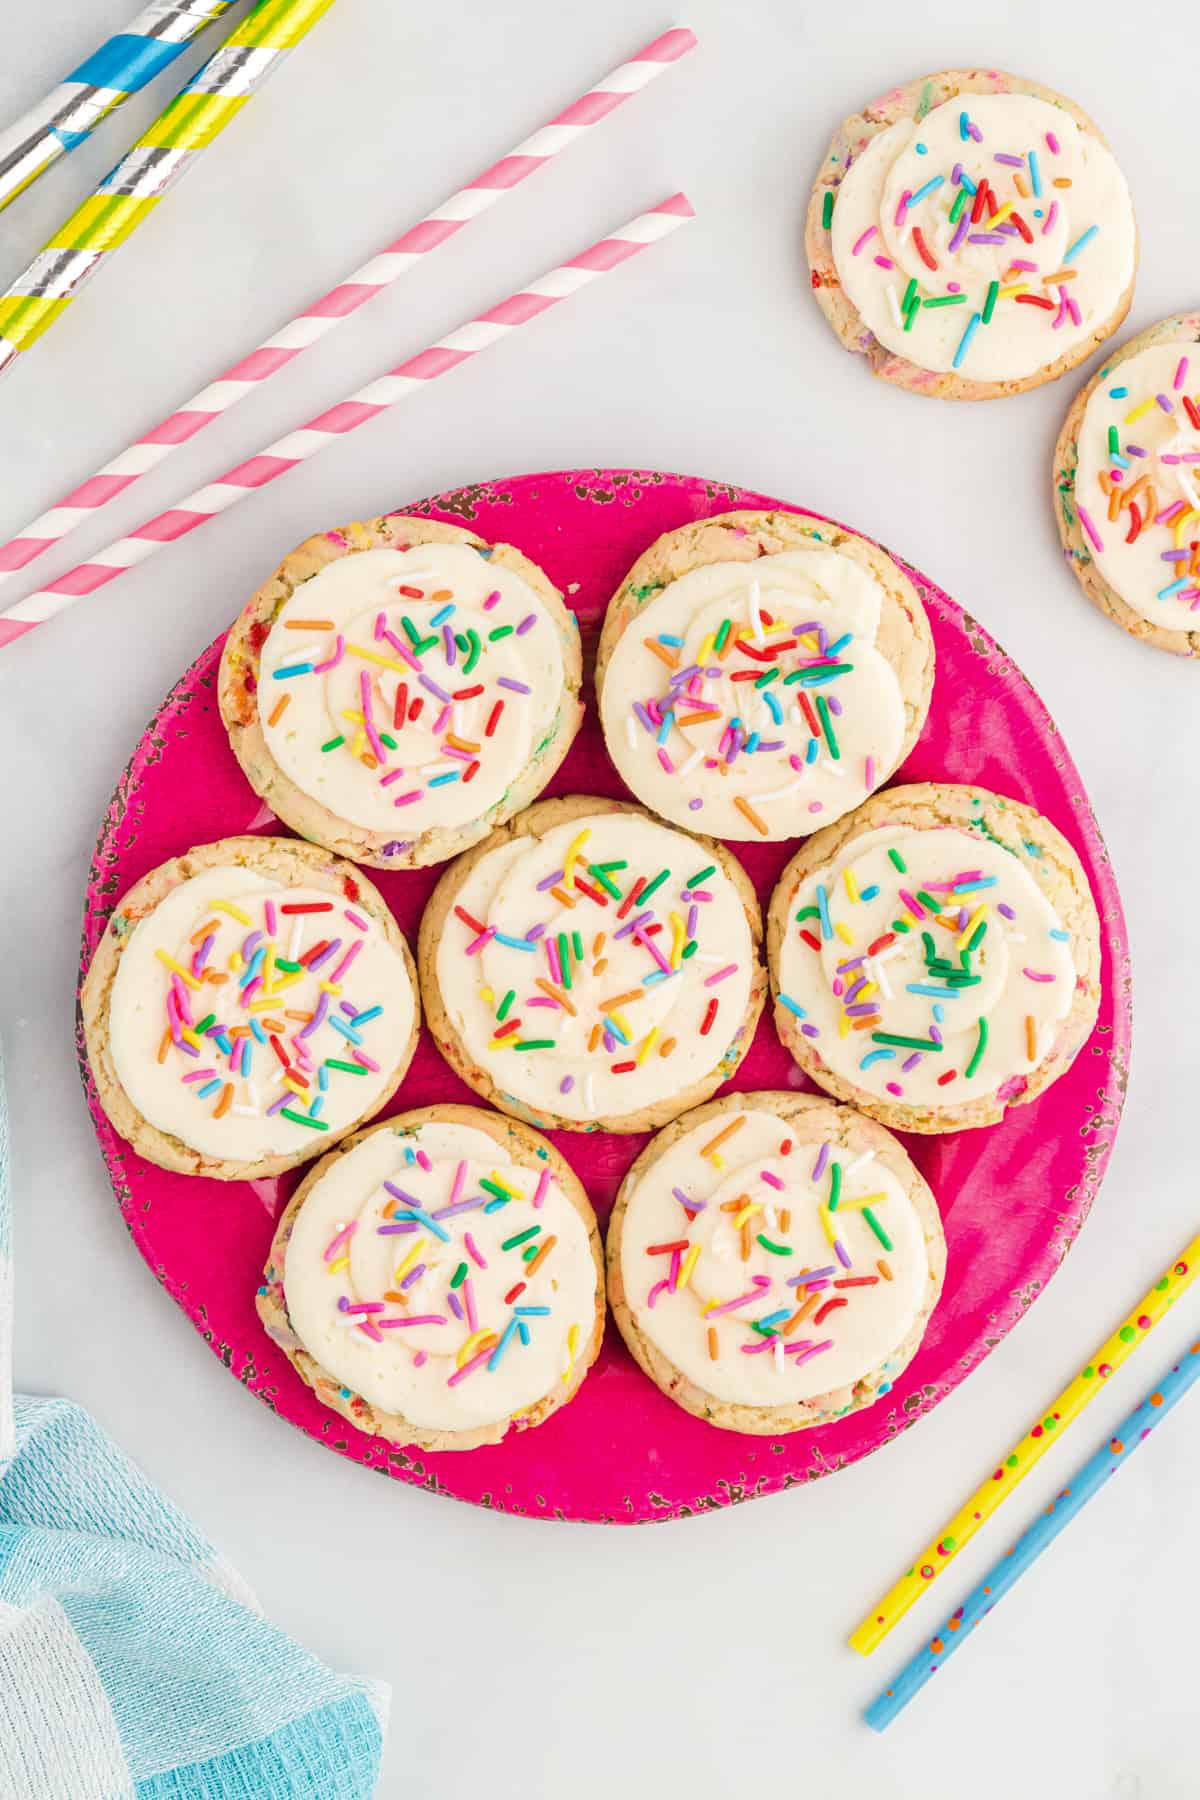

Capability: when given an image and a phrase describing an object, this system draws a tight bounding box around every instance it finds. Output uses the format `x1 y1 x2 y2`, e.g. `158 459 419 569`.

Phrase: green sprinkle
687 864 716 887
982 279 999 324
453 632 469 656
496 989 515 1022
501 1225 541 1251
680 940 698 960
892 918 911 934
450 1263 468 1289
638 868 671 904
922 293 968 308
822 189 834 229
513 1039 555 1051
948 186 968 224
756 1234 794 1256
915 891 941 913
816 694 840 760
888 849 908 872
964 1017 988 1079
558 932 571 989
400 616 421 645
828 1161 842 1211
281 1108 328 1131
413 635 438 656
966 920 987 953
754 667 781 688
274 958 302 973
320 735 345 753
593 860 628 873
488 625 514 642
714 619 732 654
195 1014 215 1035
379 732 398 750
862 1207 893 1251
325 1058 367 1075
480 1181 512 1205
586 864 622 898
1107 425 1120 457
462 629 482 675
571 931 583 962
902 277 918 313
870 1032 943 1052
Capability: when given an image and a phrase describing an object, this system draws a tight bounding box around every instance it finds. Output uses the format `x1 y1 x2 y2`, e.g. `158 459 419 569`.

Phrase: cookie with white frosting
1055 313 1200 656
807 69 1137 399
767 784 1101 1133
419 796 767 1134
596 510 933 837
257 1106 605 1451
219 515 583 869
81 837 419 1179
607 1090 945 1433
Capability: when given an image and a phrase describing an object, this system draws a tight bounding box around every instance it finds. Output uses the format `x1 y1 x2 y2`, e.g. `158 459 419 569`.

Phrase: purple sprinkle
419 673 451 703
993 152 1024 166
266 1093 291 1117
812 1143 830 1181
536 868 565 892
688 798 703 811
901 1052 923 1073
800 1023 820 1038
400 1264 426 1290
834 1239 852 1270
515 613 537 635
497 677 531 695
559 1076 574 1094
998 903 1016 920
446 1289 464 1318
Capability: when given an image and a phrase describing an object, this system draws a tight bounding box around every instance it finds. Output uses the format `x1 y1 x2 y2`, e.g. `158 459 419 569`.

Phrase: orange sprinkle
535 978 577 1016
740 1221 752 1261
707 1327 719 1362
190 920 219 943
430 588 453 602
203 972 229 984
1012 172 1029 197
1025 1015 1037 1061
600 990 642 1010
1052 176 1072 188
877 1258 893 1282
523 1234 557 1278
445 734 481 753
156 1028 171 1064
592 959 608 976
592 933 606 957
1040 267 1076 284
549 887 576 908
790 1292 822 1328
285 619 335 630
734 795 769 836
721 1193 752 1213
658 1036 676 1057
588 1023 602 1053
267 694 290 728
675 709 722 725
213 1083 233 1119
701 1116 746 1159
284 1009 314 1022
644 638 680 670
780 1209 791 1232
383 1289 409 1305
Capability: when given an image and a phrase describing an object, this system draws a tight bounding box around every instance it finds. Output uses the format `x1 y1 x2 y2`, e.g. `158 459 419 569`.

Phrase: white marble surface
0 3 1195 1795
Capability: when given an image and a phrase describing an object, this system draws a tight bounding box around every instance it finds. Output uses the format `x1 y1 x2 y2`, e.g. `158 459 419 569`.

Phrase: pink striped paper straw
0 195 693 648
0 28 695 593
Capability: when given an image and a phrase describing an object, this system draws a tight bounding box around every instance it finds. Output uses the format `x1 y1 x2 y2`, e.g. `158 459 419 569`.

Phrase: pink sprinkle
352 1050 381 1073
1023 967 1056 982
329 938 364 984
463 1277 478 1335
760 1170 785 1190
533 1168 551 1209
851 225 878 255
264 900 277 936
446 1345 492 1386
706 1287 766 1318
415 1149 432 1171
344 908 368 930
704 964 737 987
1076 505 1105 554
647 1278 671 1309
465 927 496 955
864 754 875 787
464 1232 486 1269
1046 131 1060 154
413 1350 428 1368
482 589 502 610
1175 356 1190 391
312 633 345 674
894 190 911 226
885 1081 903 1097
1010 259 1037 272
657 748 675 774
1041 200 1058 236
873 255 895 270
808 802 823 814
392 789 423 806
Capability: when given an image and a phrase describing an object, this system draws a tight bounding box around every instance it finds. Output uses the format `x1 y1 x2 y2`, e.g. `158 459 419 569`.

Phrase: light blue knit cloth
0 1050 387 1797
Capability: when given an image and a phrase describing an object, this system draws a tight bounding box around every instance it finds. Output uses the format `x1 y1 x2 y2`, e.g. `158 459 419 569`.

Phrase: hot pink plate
78 470 1130 1522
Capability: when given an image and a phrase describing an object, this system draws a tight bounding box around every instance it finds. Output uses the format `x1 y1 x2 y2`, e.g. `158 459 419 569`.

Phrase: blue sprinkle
859 885 880 902
493 931 536 952
428 771 460 787
197 1079 221 1099
952 311 982 370
272 662 314 680
805 737 819 764
1062 224 1099 263
1108 386 1129 398
656 710 674 745
1049 928 1070 941
318 1066 329 1092
778 994 807 1019
908 173 944 207
763 689 783 724
816 884 832 941
656 633 685 647
429 603 455 626
860 1049 896 1069
1028 148 1042 197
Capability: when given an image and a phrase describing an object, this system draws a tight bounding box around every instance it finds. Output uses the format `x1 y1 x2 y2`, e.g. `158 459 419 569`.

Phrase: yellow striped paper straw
849 1232 1200 1656
0 0 337 378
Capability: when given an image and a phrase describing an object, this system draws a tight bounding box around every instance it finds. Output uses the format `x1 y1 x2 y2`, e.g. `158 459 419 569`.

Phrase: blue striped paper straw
0 2 233 215
866 1334 1200 1730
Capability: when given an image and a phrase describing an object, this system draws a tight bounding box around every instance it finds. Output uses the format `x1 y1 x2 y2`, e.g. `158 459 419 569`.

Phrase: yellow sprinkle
668 911 685 968
818 1205 837 1247
350 729 367 759
833 1191 889 1210
457 1329 494 1367
733 1202 762 1229
609 1009 633 1040
679 1244 701 1287
345 641 411 673
834 922 854 946
857 980 878 1002
488 1172 521 1199
987 200 1015 227
709 1153 725 1172
697 632 716 665
155 950 200 989
319 981 342 996
328 1256 349 1275
480 986 495 1006
838 1015 851 1038
179 1027 203 1049
211 900 251 925
228 951 244 973
843 866 860 903
393 1236 427 1284
283 1078 309 1097
958 903 988 950
562 1322 580 1385
563 828 590 886
1124 398 1157 424
1175 509 1199 549
635 1027 659 1066
997 283 1028 299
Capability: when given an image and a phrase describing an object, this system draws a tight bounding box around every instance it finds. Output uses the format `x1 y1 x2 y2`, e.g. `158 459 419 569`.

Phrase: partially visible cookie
80 836 419 1179
767 783 1102 1134
258 1106 605 1452
219 514 583 870
607 1090 945 1433
596 510 934 839
418 795 766 1134
807 69 1137 399
1054 312 1200 657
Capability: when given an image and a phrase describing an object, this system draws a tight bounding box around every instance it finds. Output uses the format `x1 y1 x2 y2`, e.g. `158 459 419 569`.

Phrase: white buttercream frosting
831 92 1135 382
600 552 906 838
108 865 415 1160
775 825 1075 1110
281 1118 597 1431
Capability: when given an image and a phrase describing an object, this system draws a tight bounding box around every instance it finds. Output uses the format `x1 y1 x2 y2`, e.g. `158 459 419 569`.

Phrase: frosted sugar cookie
81 837 419 1179
596 510 933 837
1055 313 1200 656
219 514 583 869
419 796 766 1133
767 784 1101 1133
807 70 1137 399
607 1090 945 1432
257 1106 604 1451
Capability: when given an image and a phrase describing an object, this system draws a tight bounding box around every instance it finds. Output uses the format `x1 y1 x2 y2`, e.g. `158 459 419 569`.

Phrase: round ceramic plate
77 470 1130 1523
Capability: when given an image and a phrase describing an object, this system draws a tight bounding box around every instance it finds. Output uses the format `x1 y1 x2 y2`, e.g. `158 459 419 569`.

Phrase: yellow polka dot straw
849 1231 1200 1657
0 0 338 379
